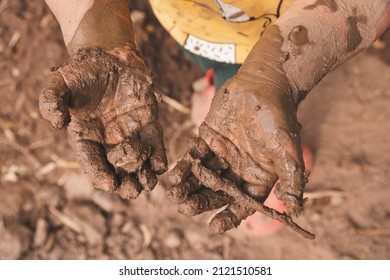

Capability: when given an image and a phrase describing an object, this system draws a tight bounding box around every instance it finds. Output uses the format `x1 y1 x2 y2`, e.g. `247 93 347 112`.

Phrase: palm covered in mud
39 48 167 198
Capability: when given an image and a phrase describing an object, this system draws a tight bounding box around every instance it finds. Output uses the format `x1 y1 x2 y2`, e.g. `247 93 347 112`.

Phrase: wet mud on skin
67 0 135 55
2 0 390 260
168 137 314 239
167 25 314 236
40 46 167 198
346 16 364 52
288 26 310 46
304 0 338 12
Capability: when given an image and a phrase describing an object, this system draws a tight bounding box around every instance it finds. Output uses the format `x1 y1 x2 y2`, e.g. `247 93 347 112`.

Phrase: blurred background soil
0 1 389 260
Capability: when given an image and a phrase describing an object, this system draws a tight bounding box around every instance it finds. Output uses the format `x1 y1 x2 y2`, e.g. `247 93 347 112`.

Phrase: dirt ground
0 1 389 260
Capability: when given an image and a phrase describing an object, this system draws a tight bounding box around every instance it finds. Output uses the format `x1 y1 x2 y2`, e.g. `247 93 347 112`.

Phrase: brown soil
1 1 389 260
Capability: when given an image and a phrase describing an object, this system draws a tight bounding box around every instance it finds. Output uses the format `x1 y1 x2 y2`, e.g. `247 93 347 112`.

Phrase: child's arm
240 0 390 104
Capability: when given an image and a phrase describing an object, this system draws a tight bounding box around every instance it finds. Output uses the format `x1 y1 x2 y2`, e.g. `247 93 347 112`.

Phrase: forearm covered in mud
239 0 390 104
44 0 136 55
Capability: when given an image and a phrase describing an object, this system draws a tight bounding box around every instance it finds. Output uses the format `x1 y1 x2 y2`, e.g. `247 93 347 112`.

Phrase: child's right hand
168 65 308 234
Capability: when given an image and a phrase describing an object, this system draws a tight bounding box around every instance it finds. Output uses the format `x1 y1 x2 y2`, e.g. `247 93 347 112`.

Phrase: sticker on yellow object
215 0 251 22
184 34 236 64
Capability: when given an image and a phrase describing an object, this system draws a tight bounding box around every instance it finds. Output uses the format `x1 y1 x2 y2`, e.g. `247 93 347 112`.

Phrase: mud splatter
304 0 338 12
346 16 363 52
288 25 309 46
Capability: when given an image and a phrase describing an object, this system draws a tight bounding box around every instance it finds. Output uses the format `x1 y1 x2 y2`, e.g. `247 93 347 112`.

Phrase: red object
205 68 215 86
239 143 313 237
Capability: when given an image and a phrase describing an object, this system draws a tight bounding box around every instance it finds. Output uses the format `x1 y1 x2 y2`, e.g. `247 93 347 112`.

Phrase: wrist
237 25 297 105
48 0 136 56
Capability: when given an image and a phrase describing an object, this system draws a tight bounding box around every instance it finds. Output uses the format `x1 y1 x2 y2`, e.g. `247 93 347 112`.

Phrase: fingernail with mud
138 165 157 191
150 155 168 175
169 158 191 184
167 182 193 203
209 213 237 235
50 112 71 130
94 172 118 193
116 175 142 199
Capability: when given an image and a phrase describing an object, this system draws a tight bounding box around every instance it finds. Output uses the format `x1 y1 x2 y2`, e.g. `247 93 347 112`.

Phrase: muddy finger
177 188 232 216
167 175 203 203
74 139 118 193
107 138 151 173
209 202 255 234
116 173 142 199
138 163 158 191
39 71 71 130
168 138 211 185
273 147 307 217
169 154 193 185
242 183 274 202
139 121 168 175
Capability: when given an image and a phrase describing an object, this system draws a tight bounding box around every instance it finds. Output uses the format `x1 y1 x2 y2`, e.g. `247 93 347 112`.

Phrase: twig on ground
49 206 82 234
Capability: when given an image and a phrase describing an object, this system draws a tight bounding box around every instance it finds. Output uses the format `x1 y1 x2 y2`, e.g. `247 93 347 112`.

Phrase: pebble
164 230 182 249
110 213 125 233
0 229 22 260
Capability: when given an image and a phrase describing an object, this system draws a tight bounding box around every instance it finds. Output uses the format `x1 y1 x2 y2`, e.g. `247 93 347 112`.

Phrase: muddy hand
39 46 167 198
168 24 312 234
169 71 307 234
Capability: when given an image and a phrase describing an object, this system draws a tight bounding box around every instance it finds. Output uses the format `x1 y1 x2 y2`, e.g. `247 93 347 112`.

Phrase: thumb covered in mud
39 71 71 130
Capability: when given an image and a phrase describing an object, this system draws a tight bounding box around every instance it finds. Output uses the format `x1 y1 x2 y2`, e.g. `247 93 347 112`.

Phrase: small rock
110 213 124 233
0 229 22 260
164 230 182 249
3 165 19 182
121 221 135 234
11 67 21 77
